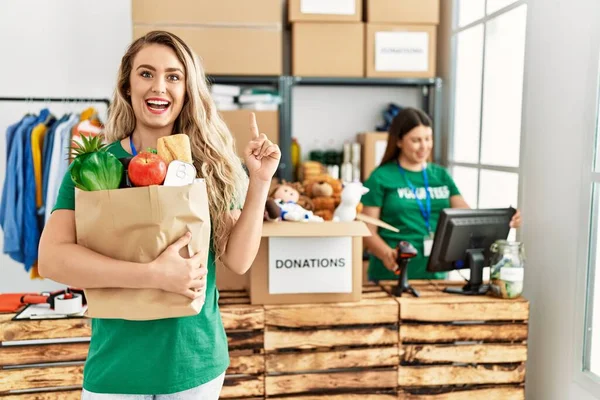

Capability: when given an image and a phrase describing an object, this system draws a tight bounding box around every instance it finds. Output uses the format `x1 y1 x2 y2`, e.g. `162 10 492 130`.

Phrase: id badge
423 232 434 257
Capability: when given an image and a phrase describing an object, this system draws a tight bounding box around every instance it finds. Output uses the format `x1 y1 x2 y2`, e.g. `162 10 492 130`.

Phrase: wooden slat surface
0 365 83 392
0 342 89 366
266 347 398 373
220 376 264 399
0 315 90 342
265 326 398 351
400 323 529 343
0 391 81 400
266 369 398 396
398 364 526 387
273 395 398 400
228 350 264 375
220 304 264 331
228 330 264 350
264 299 398 328
399 301 529 322
400 344 527 364
398 386 524 400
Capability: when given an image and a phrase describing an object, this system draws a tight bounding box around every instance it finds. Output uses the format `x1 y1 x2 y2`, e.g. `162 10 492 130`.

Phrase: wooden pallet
263 284 400 399
0 290 265 400
219 290 265 399
380 280 529 400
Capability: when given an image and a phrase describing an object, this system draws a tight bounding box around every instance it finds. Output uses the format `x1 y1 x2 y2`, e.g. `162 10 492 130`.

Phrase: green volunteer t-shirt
52 141 230 394
362 161 461 281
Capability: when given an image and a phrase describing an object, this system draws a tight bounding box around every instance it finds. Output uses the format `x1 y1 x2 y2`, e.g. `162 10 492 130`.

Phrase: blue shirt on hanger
0 119 25 235
0 115 37 264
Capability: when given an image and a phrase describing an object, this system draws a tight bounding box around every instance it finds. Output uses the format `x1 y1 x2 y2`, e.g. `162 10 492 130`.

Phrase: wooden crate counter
0 291 265 400
381 280 529 400
263 284 400 399
0 282 530 399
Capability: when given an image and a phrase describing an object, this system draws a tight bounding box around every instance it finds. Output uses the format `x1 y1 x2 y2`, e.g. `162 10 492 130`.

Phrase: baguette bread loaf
157 134 193 164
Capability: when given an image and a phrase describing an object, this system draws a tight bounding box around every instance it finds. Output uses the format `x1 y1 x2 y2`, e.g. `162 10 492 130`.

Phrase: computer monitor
426 207 516 295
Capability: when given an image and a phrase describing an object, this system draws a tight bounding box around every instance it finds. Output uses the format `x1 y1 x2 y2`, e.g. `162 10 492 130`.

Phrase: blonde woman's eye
168 75 180 82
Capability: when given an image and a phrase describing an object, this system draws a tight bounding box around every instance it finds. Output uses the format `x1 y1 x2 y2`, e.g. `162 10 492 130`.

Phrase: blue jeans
81 373 225 400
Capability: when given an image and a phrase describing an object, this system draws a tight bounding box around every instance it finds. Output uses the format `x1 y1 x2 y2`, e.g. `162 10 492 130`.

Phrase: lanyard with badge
397 162 434 256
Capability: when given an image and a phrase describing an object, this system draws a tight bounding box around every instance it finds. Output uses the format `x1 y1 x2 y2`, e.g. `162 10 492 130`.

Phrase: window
449 0 527 233
577 72 600 389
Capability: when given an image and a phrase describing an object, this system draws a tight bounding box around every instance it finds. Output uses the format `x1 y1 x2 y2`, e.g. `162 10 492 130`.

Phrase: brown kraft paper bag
74 180 211 321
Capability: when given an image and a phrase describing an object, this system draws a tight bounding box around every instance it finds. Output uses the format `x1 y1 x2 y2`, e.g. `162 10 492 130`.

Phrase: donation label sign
268 236 353 294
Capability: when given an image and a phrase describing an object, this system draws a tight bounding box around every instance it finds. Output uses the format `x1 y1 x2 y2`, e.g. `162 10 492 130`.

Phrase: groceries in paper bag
72 134 210 321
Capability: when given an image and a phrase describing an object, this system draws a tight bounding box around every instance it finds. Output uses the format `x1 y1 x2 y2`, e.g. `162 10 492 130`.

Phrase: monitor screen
426 207 515 295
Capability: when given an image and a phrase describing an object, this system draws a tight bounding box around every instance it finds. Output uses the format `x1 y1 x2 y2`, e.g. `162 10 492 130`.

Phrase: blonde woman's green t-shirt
361 162 461 281
52 141 230 394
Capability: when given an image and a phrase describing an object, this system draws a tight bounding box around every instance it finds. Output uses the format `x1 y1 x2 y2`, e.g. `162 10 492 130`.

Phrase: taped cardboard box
133 26 282 76
220 110 279 158
292 22 364 77
366 0 440 24
288 0 362 22
366 23 437 78
357 132 389 181
132 0 281 24
249 221 371 305
75 181 211 321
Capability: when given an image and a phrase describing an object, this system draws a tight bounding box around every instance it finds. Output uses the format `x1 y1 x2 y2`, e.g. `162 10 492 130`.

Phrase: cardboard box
133 26 282 76
288 0 362 22
292 23 364 77
216 262 249 291
366 0 440 24
220 110 279 158
249 221 371 305
358 132 389 181
132 0 281 24
366 23 437 78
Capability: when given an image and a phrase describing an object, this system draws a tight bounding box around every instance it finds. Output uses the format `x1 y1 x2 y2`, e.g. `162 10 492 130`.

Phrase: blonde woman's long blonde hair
105 30 248 261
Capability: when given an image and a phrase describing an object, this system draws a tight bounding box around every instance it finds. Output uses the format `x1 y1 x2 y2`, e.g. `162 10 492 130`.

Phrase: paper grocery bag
74 180 211 321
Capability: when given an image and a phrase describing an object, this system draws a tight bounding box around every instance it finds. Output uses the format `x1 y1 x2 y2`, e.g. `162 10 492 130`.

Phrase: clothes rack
0 97 110 106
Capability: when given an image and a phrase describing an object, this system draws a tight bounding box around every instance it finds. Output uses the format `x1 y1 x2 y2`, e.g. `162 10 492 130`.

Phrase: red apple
128 151 167 187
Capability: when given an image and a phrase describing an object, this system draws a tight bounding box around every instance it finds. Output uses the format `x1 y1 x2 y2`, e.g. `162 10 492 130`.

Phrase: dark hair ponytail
379 107 432 166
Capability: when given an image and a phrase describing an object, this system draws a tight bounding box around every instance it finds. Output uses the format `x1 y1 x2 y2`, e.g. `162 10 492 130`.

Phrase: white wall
0 0 132 293
520 0 600 399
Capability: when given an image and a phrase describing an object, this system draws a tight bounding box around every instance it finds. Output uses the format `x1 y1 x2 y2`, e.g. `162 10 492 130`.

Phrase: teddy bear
303 175 343 221
267 181 323 222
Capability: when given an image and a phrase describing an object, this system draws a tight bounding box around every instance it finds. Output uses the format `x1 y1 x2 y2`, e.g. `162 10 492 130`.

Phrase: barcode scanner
392 241 420 297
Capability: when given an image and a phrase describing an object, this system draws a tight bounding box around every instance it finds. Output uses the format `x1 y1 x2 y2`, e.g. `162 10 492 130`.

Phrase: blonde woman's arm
221 113 280 275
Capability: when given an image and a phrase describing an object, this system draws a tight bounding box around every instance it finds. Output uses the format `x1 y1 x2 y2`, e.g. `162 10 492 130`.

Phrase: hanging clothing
0 115 37 264
0 105 104 278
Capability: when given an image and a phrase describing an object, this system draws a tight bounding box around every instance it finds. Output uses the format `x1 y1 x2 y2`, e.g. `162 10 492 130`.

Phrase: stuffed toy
303 175 343 221
333 181 370 222
269 181 323 222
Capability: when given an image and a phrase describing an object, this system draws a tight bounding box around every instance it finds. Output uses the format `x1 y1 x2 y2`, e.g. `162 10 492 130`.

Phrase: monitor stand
444 249 489 295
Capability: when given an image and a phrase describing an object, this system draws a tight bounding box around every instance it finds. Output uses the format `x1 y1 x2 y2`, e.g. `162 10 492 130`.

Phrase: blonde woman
38 31 280 399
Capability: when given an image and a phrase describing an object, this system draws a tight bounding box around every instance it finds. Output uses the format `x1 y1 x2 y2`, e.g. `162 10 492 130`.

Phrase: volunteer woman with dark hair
361 107 521 282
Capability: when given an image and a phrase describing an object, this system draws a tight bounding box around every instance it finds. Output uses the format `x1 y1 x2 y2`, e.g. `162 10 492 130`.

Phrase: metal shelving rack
208 75 443 181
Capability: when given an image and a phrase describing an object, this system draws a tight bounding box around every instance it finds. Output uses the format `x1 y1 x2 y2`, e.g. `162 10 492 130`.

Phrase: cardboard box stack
289 0 364 77
365 0 439 78
131 0 282 76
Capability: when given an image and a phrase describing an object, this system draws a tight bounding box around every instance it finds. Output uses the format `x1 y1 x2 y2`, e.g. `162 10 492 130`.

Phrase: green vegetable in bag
70 134 123 191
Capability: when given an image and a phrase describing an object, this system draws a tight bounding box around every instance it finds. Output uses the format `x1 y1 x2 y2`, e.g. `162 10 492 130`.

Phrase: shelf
291 76 440 87
207 75 283 85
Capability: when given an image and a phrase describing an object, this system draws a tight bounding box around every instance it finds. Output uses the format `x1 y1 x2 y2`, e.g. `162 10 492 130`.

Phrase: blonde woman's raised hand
244 112 281 182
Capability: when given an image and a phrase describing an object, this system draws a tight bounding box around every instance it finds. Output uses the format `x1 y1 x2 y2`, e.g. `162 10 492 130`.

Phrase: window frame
573 51 600 397
448 0 527 214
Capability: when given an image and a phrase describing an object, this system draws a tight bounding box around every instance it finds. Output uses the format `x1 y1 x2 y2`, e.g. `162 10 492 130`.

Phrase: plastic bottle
291 137 301 180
